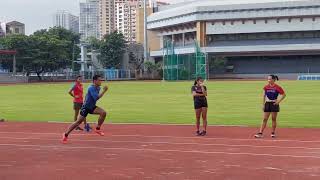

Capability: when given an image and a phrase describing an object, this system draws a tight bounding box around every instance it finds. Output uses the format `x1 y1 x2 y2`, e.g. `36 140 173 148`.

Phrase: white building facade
53 10 79 34
80 0 100 41
147 0 320 75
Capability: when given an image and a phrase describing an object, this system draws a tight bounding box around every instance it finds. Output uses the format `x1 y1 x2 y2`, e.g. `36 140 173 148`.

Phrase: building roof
148 0 320 23
6 21 25 26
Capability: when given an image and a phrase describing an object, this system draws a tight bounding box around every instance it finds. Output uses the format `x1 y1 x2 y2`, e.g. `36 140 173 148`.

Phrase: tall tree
0 27 81 80
128 43 144 71
0 34 34 73
100 32 126 69
88 37 102 50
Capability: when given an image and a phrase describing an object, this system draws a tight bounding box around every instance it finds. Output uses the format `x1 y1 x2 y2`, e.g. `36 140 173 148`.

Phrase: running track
1 122 320 180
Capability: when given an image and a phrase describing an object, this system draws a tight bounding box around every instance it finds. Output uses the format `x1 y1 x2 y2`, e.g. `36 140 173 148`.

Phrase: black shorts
80 106 97 117
194 100 208 109
73 102 83 110
264 102 280 112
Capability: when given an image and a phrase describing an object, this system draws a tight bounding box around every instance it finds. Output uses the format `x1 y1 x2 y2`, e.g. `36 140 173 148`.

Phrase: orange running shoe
95 129 105 136
62 133 68 144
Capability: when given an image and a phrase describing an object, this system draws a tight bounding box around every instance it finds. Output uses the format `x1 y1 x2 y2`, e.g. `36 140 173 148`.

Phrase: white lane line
47 121 248 127
0 131 319 143
0 143 320 159
1 136 320 150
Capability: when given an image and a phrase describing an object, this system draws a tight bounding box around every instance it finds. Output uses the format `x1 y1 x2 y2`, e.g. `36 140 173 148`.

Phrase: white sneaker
254 133 263 138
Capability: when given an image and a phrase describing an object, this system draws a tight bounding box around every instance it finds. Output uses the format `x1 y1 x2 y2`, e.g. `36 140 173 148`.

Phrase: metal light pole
143 0 148 61
72 40 75 74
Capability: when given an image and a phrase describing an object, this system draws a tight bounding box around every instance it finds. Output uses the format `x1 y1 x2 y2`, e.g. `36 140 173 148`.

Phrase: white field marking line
0 131 319 143
47 121 249 127
0 143 320 159
1 136 320 151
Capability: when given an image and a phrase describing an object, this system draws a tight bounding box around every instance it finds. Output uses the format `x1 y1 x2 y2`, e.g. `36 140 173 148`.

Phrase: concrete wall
0 74 28 83
136 7 160 52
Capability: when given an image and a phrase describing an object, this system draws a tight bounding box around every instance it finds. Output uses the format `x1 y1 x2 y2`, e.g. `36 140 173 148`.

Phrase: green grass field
0 81 319 127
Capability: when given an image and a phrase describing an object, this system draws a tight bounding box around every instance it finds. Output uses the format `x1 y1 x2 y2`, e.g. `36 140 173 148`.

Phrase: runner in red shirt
68 76 90 131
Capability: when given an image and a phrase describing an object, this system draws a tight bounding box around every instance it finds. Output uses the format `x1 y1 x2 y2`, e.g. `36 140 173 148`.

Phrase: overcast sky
0 0 303 35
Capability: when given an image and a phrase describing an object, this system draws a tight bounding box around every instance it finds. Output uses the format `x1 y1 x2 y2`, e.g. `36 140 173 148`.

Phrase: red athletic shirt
71 82 83 103
263 84 285 101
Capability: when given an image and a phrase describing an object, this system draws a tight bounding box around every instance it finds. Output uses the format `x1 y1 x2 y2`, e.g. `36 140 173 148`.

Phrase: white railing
297 74 320 80
104 69 135 80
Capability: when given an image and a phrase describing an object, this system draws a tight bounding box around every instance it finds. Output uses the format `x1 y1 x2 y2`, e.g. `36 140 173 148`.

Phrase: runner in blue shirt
62 75 109 143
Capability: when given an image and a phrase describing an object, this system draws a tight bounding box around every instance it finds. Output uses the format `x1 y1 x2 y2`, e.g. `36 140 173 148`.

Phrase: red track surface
1 122 320 180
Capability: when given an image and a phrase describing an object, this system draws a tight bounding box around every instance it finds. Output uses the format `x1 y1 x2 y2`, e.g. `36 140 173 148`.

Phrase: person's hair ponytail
269 74 279 81
194 77 203 85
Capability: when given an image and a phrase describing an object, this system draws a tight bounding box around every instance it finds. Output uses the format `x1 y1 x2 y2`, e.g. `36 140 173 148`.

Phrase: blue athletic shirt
83 85 101 110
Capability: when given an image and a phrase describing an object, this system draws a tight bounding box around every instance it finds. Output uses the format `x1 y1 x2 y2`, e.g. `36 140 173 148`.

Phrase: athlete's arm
191 85 206 97
68 86 75 97
275 93 286 105
98 85 108 99
274 86 286 105
262 91 266 111
192 91 205 97
201 85 207 96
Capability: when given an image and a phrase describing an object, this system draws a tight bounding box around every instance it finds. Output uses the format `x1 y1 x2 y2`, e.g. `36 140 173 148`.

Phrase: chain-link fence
163 40 207 80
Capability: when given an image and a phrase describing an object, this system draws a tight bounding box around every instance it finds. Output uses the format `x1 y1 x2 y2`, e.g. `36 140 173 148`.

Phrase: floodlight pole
13 54 16 75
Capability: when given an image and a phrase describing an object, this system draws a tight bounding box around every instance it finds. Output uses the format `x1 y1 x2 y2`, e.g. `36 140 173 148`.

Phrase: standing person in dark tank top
191 77 208 136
